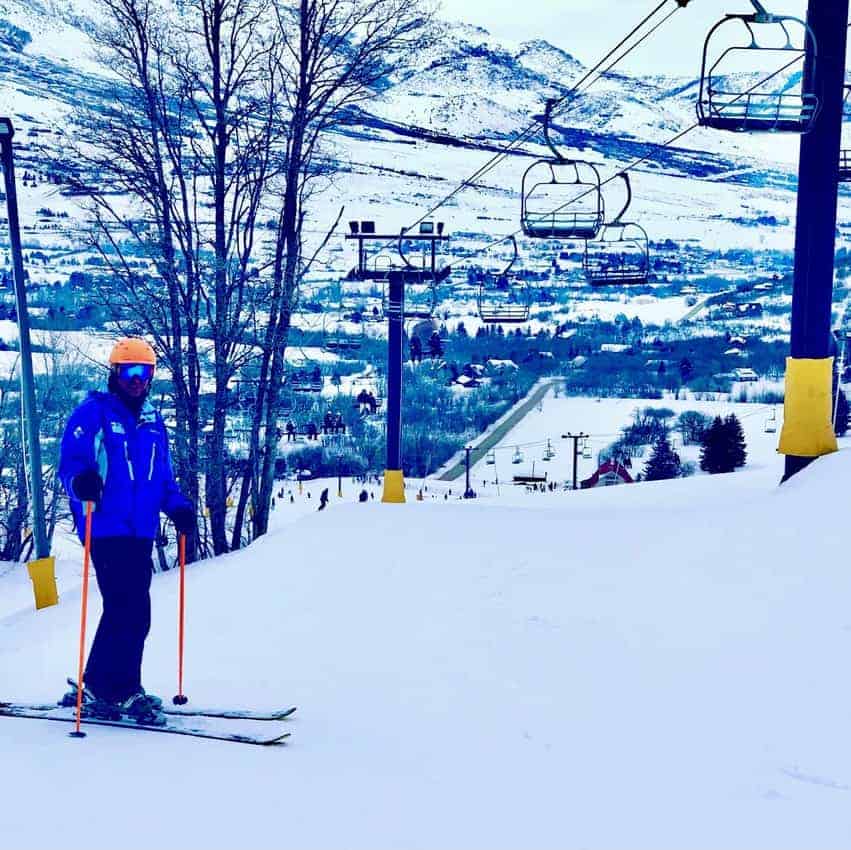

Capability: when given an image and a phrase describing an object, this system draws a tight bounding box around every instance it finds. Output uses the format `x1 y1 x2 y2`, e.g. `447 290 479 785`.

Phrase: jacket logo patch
111 421 126 435
73 426 85 439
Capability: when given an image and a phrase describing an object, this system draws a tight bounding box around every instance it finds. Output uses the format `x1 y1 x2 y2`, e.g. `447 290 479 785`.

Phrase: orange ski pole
70 501 94 739
172 533 188 705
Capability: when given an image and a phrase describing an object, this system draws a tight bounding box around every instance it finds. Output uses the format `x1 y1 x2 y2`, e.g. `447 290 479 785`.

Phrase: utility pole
779 0 849 479
563 432 588 490
0 117 48 559
463 446 476 499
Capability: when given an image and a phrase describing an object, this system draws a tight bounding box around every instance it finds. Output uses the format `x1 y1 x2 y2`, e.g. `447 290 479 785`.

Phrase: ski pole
70 501 94 739
173 533 188 705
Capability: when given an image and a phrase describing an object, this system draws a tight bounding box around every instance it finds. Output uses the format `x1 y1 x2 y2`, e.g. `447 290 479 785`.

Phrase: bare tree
73 0 282 554
246 0 434 537
0 350 90 560
60 0 431 552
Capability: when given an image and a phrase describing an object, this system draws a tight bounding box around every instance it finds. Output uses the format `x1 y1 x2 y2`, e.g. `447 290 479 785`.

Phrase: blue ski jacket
59 391 191 542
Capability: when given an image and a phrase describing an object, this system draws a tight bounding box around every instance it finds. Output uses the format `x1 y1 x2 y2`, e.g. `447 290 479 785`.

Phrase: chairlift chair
521 99 605 240
696 1 819 134
582 173 650 286
397 227 452 319
486 450 496 466
477 236 532 323
582 440 593 460
403 281 440 319
542 439 556 461
322 311 364 355
512 446 524 464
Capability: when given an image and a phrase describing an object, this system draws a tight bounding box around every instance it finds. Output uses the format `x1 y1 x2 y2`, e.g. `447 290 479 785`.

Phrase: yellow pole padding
27 556 58 610
381 469 406 504
778 356 839 457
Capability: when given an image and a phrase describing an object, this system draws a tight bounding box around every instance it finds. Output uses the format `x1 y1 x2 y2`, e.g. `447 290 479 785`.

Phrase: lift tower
779 0 849 478
345 222 450 502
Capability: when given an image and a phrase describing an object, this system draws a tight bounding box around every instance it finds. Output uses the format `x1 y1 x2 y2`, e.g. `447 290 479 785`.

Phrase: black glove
72 469 103 504
169 505 196 537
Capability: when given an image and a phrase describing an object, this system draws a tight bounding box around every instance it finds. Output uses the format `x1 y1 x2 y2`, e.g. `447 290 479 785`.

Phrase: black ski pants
84 536 154 703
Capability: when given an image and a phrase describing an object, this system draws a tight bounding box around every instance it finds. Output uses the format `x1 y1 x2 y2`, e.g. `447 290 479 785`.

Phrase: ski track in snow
2 390 851 849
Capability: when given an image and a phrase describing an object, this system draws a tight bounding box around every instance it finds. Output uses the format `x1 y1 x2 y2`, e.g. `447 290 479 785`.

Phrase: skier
58 337 194 724
318 488 329 511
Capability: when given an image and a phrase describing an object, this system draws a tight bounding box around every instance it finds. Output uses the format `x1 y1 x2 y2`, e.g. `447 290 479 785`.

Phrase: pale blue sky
437 0 811 76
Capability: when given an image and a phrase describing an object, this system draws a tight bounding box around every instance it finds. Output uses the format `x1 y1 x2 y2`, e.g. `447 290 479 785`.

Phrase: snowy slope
2 433 851 849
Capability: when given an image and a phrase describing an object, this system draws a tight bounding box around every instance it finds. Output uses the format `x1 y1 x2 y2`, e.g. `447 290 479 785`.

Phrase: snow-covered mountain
0 0 832 260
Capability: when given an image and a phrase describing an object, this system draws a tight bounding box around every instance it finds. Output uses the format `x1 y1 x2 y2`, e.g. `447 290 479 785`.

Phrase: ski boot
119 690 167 726
58 679 122 720
58 678 91 708
137 687 163 711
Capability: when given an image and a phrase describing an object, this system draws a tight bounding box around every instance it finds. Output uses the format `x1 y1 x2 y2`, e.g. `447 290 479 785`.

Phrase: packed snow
2 388 851 850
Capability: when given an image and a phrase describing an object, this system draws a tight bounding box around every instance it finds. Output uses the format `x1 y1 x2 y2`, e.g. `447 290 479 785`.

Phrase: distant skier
358 489 368 503
318 488 329 511
58 337 194 725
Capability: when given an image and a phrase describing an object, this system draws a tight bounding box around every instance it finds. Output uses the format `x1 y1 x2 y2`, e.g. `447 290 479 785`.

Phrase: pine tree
699 415 747 474
643 434 682 481
699 416 729 474
723 414 747 469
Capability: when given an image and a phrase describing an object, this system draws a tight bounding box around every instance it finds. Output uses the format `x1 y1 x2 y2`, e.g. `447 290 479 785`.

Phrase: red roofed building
580 459 634 489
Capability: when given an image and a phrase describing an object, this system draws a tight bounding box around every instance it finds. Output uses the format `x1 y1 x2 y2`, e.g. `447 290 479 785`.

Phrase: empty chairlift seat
521 159 605 239
583 222 650 286
521 97 605 240
696 2 819 134
476 236 532 323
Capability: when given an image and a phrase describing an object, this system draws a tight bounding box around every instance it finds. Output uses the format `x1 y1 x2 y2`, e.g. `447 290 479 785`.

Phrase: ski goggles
116 363 154 382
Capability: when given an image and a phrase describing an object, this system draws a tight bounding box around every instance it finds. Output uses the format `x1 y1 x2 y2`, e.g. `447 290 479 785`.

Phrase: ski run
2 408 851 848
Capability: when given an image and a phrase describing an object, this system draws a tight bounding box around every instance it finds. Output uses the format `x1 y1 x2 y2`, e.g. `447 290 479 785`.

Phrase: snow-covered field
2 386 851 849
471 391 783 493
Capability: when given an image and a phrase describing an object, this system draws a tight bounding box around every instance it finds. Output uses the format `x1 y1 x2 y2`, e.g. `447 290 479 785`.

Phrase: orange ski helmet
109 337 156 366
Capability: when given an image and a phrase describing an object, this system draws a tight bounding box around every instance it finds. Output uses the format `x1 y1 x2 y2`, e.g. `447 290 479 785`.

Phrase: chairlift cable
457 43 822 268
368 0 683 256
548 4 682 128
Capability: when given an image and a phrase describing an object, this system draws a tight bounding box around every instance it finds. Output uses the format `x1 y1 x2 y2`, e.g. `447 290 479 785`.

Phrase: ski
164 704 297 721
57 679 296 721
0 704 290 746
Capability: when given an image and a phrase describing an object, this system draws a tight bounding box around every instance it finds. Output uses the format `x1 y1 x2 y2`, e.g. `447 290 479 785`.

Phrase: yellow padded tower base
27 556 58 610
778 356 839 457
381 469 406 503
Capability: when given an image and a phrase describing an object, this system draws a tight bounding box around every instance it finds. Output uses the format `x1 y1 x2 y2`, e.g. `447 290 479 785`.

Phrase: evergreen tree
699 416 729 474
643 434 682 481
724 414 747 469
700 415 747 474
